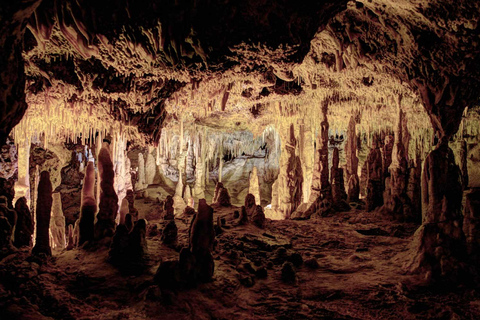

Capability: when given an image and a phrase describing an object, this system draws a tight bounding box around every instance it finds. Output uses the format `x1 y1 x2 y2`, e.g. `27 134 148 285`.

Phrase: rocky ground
1 197 480 320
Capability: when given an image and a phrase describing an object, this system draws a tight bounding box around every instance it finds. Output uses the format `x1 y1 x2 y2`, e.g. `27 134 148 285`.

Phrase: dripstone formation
32 171 53 256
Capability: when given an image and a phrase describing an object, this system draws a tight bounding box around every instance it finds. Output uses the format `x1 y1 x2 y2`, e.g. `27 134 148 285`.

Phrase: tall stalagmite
249 166 261 205
13 197 33 247
79 161 96 245
365 135 384 212
94 141 119 240
32 171 53 256
50 193 66 250
345 114 360 202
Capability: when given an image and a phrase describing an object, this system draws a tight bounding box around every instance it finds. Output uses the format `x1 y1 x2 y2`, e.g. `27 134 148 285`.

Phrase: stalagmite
50 193 66 250
0 196 16 255
32 171 53 256
136 152 146 190
460 139 469 189
13 139 30 206
383 106 415 221
252 205 266 228
119 198 129 225
145 146 156 185
66 224 74 250
345 114 360 202
13 197 33 247
365 135 384 212
124 190 138 220
79 162 96 245
331 147 349 211
212 182 231 207
248 166 261 205
408 138 466 281
244 193 257 217
161 220 178 245
189 199 215 281
163 195 174 220
94 141 119 240
173 174 187 215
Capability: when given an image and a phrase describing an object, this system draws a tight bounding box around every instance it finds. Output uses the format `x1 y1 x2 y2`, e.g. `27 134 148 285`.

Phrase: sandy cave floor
2 197 480 320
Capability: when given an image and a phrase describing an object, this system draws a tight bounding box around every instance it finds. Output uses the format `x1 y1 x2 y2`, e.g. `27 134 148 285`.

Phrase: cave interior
1 0 480 319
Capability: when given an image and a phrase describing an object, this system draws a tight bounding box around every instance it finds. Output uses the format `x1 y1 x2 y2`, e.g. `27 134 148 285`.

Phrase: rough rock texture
345 114 360 203
32 171 53 256
407 143 466 281
464 188 480 259
244 193 257 217
212 182 231 207
0 196 16 256
252 205 266 228
79 162 96 245
50 193 66 250
331 147 349 212
13 197 33 248
126 190 139 220
94 142 119 241
189 199 215 282
161 220 178 246
460 139 469 189
136 153 146 190
273 124 303 219
66 224 74 250
248 166 261 205
109 219 148 272
365 136 384 212
163 195 174 220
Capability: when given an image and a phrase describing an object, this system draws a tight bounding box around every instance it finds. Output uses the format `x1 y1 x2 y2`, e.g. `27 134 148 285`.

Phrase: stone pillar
94 141 119 240
282 124 303 219
460 139 469 189
249 166 261 205
135 153 146 190
32 171 53 256
189 199 215 281
13 197 33 247
331 147 349 211
14 139 30 207
365 134 384 212
407 137 466 281
145 146 156 185
79 161 96 245
345 114 360 202
50 193 66 250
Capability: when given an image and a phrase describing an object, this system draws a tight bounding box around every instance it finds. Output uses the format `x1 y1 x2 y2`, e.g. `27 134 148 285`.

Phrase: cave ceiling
3 0 480 145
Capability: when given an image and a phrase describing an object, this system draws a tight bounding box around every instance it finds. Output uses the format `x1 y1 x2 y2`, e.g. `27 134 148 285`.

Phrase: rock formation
365 135 384 212
66 224 75 250
0 195 16 255
13 197 33 247
237 206 249 225
163 195 175 220
50 193 66 250
32 171 53 256
249 166 261 205
345 114 360 203
126 190 138 220
331 147 349 212
161 220 178 246
212 182 231 207
79 161 96 245
94 141 119 240
252 205 266 228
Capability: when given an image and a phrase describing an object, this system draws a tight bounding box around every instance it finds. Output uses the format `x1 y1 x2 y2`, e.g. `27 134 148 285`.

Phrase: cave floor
1 199 480 320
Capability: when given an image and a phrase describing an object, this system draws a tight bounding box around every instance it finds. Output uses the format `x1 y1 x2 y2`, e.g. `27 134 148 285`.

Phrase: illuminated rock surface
1 0 480 319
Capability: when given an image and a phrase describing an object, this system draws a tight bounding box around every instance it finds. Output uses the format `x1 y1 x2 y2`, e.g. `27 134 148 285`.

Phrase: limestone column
365 134 384 211
145 146 156 185
249 166 261 205
13 197 33 247
345 114 360 202
331 147 349 211
79 161 96 245
32 171 53 256
50 193 66 250
94 141 119 240
136 153 146 190
14 138 30 207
